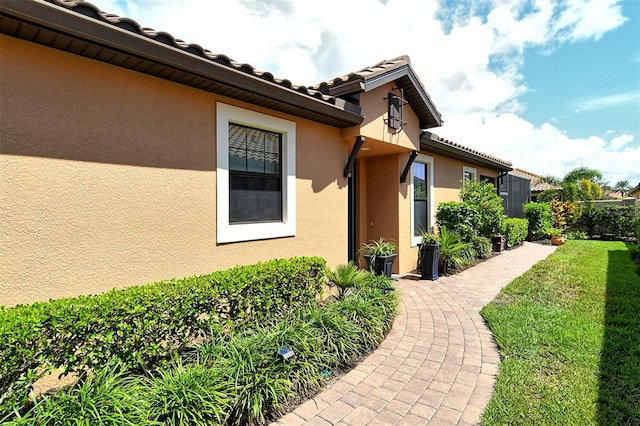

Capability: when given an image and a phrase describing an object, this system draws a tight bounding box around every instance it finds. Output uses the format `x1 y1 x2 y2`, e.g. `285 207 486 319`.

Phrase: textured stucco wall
359 83 421 152
362 154 401 273
428 153 499 206
0 35 349 306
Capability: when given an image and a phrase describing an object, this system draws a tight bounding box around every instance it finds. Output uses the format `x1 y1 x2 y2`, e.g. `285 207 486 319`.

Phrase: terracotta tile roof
423 132 512 170
509 168 561 192
313 55 414 92
39 0 339 105
311 55 443 129
530 180 561 192
510 168 539 180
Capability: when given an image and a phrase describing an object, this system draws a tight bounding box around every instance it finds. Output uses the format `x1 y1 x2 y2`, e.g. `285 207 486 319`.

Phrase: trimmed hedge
435 201 480 242
504 218 528 247
578 206 640 239
6 278 400 425
523 203 553 240
0 257 325 408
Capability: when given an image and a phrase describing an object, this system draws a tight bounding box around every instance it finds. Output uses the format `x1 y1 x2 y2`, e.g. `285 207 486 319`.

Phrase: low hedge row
5 278 400 425
578 206 640 239
0 257 325 406
504 218 528 247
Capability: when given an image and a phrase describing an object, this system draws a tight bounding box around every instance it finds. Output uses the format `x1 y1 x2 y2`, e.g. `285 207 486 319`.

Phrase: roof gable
313 56 443 130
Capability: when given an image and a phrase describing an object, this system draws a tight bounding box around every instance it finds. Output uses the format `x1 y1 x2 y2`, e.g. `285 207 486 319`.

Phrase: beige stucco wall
0 35 349 306
428 152 500 206
358 83 421 152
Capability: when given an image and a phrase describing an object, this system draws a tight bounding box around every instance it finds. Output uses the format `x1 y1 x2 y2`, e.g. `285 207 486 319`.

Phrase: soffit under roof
421 132 513 172
0 0 363 128
312 56 443 130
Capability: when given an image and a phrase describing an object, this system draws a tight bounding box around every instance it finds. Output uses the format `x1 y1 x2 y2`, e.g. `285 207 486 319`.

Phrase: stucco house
0 0 511 306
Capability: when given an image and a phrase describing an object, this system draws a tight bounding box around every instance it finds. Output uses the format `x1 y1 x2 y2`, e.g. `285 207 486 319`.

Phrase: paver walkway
271 242 557 426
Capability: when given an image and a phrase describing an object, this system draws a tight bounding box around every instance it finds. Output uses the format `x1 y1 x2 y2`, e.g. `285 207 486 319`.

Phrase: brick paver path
271 242 557 425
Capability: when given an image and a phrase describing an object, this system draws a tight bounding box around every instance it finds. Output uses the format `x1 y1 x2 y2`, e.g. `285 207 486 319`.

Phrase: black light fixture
385 88 408 134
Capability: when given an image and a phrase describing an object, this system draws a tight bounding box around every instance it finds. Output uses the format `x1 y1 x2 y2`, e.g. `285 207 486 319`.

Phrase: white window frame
463 166 477 185
216 103 296 243
410 154 435 247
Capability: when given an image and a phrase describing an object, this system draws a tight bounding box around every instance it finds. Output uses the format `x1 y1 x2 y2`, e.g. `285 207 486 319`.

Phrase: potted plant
491 234 506 252
419 230 440 280
360 237 397 277
549 227 566 246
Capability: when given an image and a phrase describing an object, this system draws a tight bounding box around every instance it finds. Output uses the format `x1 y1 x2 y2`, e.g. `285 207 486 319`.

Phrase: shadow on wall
599 246 640 424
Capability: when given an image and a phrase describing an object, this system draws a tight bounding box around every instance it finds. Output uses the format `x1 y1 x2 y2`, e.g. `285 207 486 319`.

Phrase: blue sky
519 0 639 141
102 0 639 185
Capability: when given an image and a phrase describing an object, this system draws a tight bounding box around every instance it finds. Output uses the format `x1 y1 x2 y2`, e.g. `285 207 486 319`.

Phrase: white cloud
436 113 640 182
553 0 628 42
569 91 640 113
101 0 634 182
609 134 635 150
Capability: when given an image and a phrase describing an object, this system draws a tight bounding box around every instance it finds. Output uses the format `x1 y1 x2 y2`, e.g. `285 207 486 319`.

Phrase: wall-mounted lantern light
385 88 408 134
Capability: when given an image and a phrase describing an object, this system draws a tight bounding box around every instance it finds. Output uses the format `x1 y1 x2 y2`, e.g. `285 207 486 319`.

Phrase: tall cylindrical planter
363 254 398 278
420 244 439 280
491 235 506 252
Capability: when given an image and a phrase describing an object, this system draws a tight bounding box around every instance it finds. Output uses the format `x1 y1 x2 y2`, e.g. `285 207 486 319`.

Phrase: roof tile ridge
47 0 340 106
430 133 512 166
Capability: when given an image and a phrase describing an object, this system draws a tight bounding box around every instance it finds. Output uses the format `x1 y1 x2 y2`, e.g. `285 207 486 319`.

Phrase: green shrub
523 203 554 240
504 218 528 247
0 257 325 411
459 180 506 237
435 201 480 242
325 263 368 299
568 230 588 240
578 206 640 239
3 269 399 425
438 226 471 273
538 188 560 202
472 236 492 259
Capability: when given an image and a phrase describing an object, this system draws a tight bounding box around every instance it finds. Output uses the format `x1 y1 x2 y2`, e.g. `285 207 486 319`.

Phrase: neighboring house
0 0 511 306
629 183 640 199
514 169 562 202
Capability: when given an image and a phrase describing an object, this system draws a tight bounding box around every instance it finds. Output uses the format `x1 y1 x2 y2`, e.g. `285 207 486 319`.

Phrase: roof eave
420 133 513 172
325 64 443 129
0 0 363 128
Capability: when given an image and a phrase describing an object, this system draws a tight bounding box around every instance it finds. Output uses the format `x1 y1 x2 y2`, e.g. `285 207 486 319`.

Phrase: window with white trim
216 103 296 243
410 154 435 246
463 166 477 185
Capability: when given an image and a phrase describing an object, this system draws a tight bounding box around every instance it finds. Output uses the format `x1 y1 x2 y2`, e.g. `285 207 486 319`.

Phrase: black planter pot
363 254 398 278
419 243 440 280
491 235 506 252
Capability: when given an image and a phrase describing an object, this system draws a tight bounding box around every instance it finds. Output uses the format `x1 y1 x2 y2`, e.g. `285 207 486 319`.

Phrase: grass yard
481 240 640 425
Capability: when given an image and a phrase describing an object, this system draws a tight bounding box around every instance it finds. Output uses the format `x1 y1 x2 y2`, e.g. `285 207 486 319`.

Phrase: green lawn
481 240 640 425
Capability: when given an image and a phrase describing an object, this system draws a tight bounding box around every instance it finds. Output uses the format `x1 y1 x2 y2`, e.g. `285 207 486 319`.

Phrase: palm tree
537 167 604 202
613 180 631 197
563 167 603 183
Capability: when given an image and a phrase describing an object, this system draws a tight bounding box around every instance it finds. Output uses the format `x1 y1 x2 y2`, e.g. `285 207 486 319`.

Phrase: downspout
497 171 508 195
